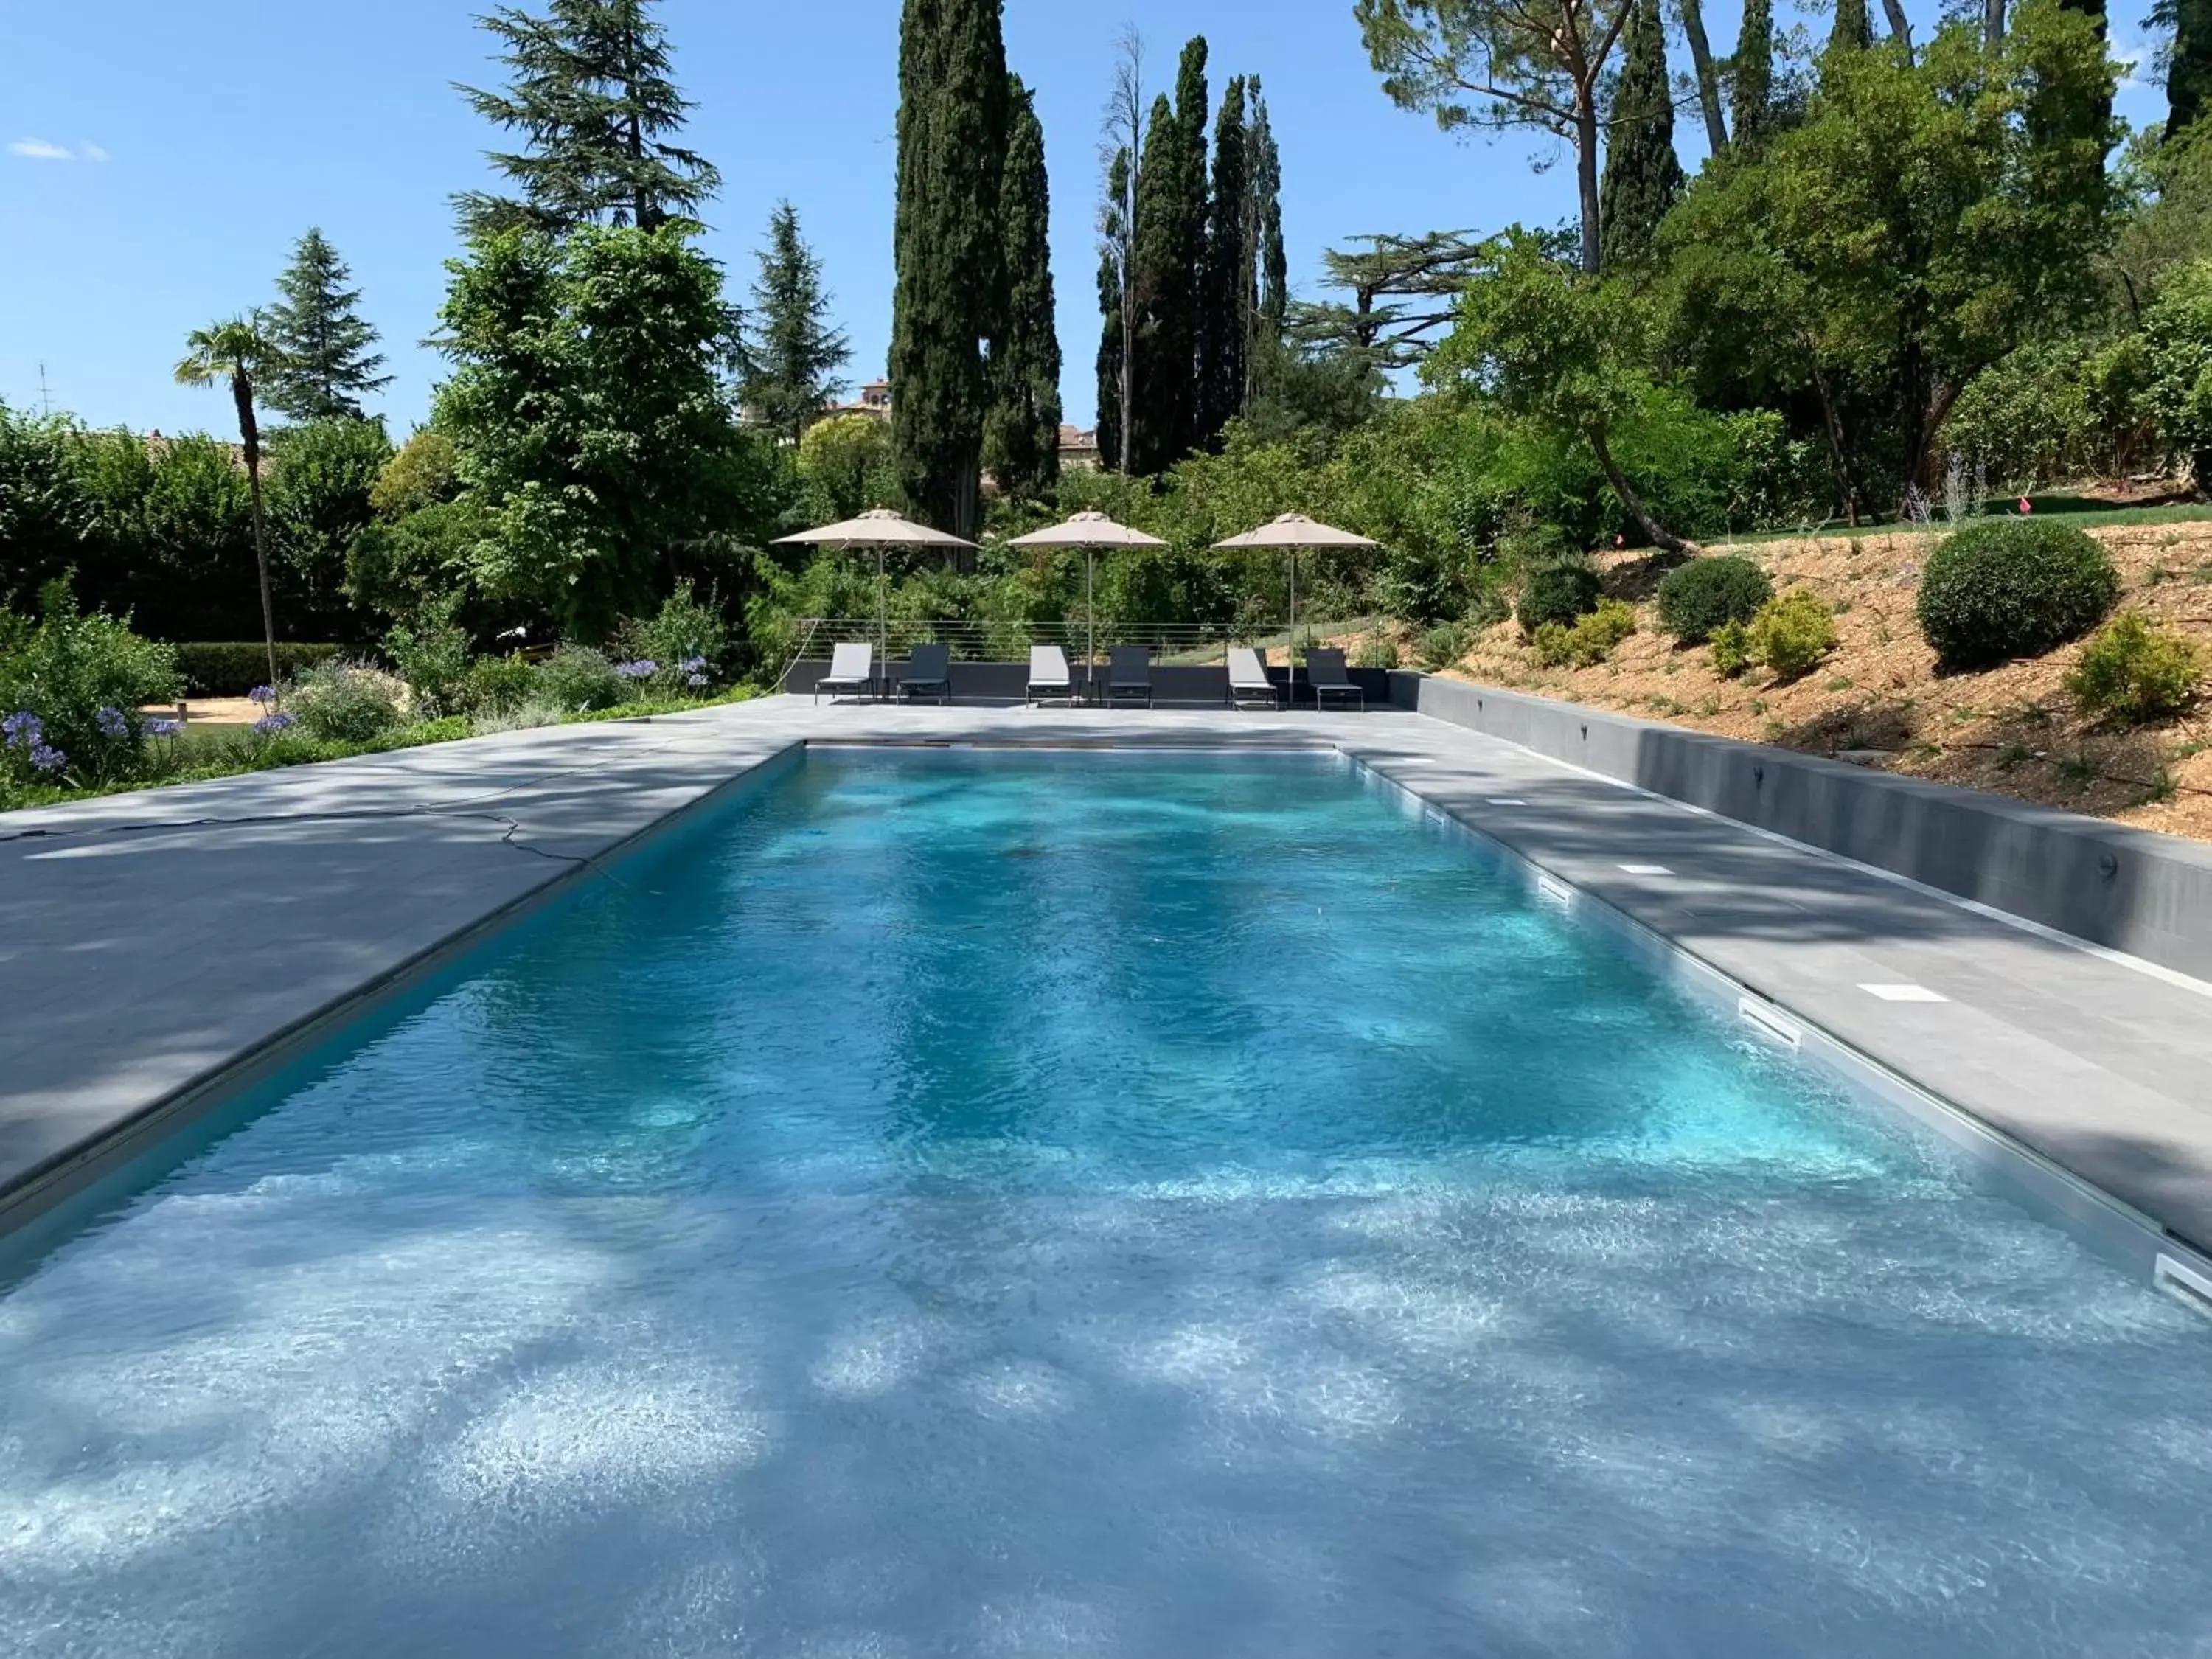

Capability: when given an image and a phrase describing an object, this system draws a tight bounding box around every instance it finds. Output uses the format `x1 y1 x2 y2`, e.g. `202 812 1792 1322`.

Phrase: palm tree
175 316 282 696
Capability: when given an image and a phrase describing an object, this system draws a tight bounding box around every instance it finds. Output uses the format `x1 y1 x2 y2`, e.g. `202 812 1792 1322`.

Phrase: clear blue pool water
1 750 2208 1658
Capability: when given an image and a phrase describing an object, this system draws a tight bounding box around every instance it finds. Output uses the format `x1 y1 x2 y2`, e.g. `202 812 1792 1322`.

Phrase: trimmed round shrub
1709 619 1754 678
466 653 539 715
1749 591 1837 681
1917 518 2118 670
1655 555 1773 644
285 660 404 743
533 645 624 713
1518 563 1602 635
2065 612 2204 723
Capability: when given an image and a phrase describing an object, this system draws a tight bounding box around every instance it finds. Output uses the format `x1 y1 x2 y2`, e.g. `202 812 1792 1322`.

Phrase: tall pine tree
1732 0 1778 156
456 0 720 236
2174 0 2212 137
890 0 1009 536
1197 77 1250 445
741 201 851 442
985 77 1062 498
1599 0 1683 269
1096 147 1132 472
1128 38 1209 473
262 229 390 421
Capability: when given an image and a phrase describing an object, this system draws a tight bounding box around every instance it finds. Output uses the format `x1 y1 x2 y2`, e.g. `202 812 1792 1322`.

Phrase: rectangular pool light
1487 797 1528 806
1618 863 1674 876
1860 984 1950 1003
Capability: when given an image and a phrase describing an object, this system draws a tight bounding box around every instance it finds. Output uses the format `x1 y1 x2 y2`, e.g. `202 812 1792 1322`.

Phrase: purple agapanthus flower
678 655 709 673
144 717 184 738
615 659 658 680
686 672 708 689
95 706 128 738
253 711 296 735
248 684 276 706
2 711 42 749
28 742 66 774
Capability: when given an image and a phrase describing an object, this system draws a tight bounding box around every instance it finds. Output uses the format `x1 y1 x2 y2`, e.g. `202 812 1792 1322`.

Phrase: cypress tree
1096 147 1131 473
985 77 1062 498
1598 0 1683 270
1128 38 1208 474
262 229 391 421
1248 83 1288 380
1829 0 1874 52
1732 0 1778 156
890 0 1009 536
741 201 852 442
1197 77 1250 445
456 0 719 236
2174 0 2212 137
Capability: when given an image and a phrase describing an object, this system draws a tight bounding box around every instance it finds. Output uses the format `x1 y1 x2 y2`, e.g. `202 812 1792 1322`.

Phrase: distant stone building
824 380 893 422
1057 425 1100 473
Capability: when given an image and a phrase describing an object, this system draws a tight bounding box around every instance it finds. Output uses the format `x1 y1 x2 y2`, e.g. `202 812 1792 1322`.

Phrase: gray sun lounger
1027 644 1076 706
1304 647 1365 712
1225 647 1279 709
1107 646 1153 709
900 642 952 704
814 641 874 704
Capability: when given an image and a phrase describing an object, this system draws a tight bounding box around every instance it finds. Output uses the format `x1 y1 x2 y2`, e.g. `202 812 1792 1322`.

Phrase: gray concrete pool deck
4 694 2211 1271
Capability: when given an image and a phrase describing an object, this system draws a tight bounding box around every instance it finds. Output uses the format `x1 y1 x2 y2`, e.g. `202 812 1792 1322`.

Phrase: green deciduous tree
740 201 852 442
456 0 720 237
891 0 1009 537
1356 0 1635 274
434 224 761 639
264 418 395 639
262 229 391 421
985 76 1062 498
174 318 282 689
1666 3 2118 510
1599 0 1685 271
1430 231 1702 552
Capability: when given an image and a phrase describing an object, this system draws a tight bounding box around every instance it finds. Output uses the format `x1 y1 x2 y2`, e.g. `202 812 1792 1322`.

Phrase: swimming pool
1 748 2207 1656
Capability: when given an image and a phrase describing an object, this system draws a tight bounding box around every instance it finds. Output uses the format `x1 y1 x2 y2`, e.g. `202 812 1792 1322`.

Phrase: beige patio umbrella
1006 510 1167 696
1212 513 1380 706
773 508 978 686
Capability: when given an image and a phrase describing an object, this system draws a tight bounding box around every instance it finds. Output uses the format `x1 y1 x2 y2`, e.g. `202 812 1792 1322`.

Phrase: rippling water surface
2 751 2208 1657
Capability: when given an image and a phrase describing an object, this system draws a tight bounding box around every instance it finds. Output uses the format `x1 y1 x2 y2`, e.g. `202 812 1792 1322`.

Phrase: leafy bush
1709 619 1755 678
1750 591 1837 681
1532 598 1638 667
471 698 568 736
1655 555 1773 644
2065 613 2204 723
1518 562 1602 634
533 644 625 712
613 580 728 698
285 659 405 744
0 580 182 787
1917 519 2118 670
1353 629 1401 669
383 593 473 717
173 641 342 697
465 653 540 715
1416 622 1471 672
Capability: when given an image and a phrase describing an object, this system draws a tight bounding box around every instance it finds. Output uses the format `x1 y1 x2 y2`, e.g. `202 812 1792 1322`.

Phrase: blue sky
0 0 2168 439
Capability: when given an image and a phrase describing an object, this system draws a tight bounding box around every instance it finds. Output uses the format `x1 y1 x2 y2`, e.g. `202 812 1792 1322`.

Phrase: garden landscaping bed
1414 519 2212 844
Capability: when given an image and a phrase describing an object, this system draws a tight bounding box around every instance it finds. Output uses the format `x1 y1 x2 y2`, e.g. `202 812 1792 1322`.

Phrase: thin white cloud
78 142 108 163
9 138 73 161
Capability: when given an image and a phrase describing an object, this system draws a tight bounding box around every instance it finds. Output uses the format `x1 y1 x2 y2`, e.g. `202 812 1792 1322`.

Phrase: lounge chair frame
900 642 953 705
1027 645 1077 707
1303 647 1366 712
815 642 875 704
1106 646 1154 709
1225 647 1280 711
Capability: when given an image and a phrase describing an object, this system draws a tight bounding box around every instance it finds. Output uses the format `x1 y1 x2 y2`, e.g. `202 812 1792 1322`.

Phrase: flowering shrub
0 580 181 788
254 711 298 736
613 581 727 698
532 646 625 712
284 660 405 744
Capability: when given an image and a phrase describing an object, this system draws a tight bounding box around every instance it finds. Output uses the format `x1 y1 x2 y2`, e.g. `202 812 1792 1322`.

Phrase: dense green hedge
1916 520 2118 670
1656 554 1773 644
172 642 345 698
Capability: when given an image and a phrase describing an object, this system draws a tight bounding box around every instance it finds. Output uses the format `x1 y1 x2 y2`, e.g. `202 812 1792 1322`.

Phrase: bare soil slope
1416 521 2212 843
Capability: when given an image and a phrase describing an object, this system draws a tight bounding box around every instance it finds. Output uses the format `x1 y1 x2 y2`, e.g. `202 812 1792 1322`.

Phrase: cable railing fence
787 618 1251 667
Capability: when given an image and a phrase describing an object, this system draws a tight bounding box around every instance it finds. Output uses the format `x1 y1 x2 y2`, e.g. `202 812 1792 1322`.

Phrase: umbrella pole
1086 548 1096 706
877 544 886 700
1288 551 1298 710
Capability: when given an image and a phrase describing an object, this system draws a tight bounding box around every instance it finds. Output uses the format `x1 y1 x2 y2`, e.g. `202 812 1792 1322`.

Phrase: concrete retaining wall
1390 672 2212 982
